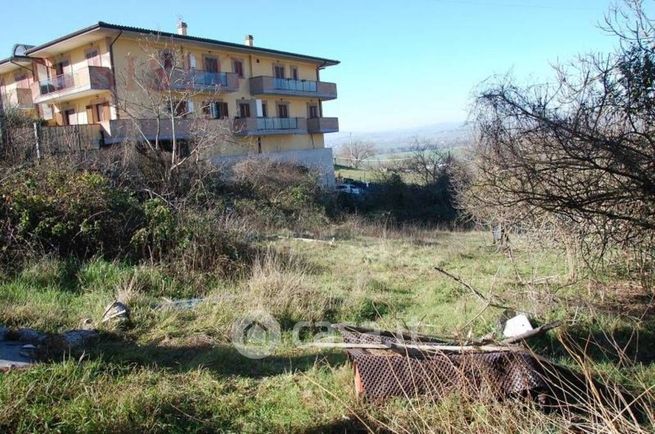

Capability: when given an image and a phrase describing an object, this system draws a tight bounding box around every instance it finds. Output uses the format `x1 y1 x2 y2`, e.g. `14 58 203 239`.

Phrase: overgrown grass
1 228 653 433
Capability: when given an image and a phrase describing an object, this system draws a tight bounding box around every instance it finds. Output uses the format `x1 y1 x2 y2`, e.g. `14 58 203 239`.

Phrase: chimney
177 21 188 36
244 34 254 47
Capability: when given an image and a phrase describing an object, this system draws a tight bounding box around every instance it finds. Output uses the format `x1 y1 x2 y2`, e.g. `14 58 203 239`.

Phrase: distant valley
325 121 473 153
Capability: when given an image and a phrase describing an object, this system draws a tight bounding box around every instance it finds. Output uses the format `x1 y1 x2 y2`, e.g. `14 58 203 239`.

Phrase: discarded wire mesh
336 324 563 404
336 323 651 431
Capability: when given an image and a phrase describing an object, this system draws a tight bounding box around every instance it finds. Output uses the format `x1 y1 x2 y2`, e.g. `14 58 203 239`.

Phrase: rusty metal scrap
335 324 555 402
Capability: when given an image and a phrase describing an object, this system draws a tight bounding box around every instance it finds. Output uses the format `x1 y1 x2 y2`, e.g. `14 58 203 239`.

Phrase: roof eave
96 21 339 67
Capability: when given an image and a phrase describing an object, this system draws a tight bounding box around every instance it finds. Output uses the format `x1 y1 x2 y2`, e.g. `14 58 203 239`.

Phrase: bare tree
112 33 241 186
338 140 376 169
404 140 457 186
460 0 655 262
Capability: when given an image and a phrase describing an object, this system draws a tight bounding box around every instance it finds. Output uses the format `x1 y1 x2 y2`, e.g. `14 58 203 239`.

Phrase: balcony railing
257 117 298 130
32 66 113 103
167 68 239 93
249 76 337 100
38 73 75 95
234 117 307 136
307 117 339 134
272 78 317 92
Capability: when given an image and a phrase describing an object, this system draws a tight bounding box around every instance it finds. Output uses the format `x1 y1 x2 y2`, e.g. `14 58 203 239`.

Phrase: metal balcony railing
38 73 75 95
272 78 317 92
173 69 228 88
33 66 113 100
256 117 299 130
249 76 337 100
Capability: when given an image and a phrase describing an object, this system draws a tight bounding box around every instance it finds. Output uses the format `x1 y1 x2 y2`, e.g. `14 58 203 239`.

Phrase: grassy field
1 227 653 433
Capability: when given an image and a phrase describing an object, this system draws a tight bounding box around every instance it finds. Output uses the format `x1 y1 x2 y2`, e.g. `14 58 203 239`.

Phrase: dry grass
1 228 654 433
243 250 335 323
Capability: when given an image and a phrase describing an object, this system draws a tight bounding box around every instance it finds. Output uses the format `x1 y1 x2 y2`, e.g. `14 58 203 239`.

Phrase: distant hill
326 122 473 152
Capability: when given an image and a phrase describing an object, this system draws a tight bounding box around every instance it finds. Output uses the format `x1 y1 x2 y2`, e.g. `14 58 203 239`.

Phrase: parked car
336 183 362 195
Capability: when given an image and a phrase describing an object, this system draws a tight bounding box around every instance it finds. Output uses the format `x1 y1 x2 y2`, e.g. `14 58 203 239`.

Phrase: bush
1 165 144 264
228 159 330 233
348 171 462 226
0 164 255 276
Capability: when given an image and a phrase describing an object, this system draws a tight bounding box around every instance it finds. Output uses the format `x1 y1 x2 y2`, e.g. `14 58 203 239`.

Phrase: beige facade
0 22 339 159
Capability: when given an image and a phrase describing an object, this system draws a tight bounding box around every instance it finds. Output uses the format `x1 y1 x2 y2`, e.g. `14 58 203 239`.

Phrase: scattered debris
157 297 207 310
0 326 99 371
15 328 42 342
328 323 587 407
155 295 234 310
502 313 533 338
101 301 130 323
0 340 35 371
62 330 99 348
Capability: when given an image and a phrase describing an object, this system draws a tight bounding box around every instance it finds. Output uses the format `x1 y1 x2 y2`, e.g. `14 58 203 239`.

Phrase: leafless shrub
403 140 461 187
459 1 655 271
112 33 241 190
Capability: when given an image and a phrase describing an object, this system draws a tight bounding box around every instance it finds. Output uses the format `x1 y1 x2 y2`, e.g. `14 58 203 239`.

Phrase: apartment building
0 21 339 184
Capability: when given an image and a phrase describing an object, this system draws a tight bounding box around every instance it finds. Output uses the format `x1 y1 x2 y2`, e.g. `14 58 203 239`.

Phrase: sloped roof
19 21 339 67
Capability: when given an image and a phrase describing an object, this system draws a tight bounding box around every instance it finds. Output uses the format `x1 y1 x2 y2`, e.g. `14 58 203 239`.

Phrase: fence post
77 125 82 152
33 122 41 162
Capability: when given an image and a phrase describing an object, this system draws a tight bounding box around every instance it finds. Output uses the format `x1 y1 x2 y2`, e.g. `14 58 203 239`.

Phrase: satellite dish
12 44 35 57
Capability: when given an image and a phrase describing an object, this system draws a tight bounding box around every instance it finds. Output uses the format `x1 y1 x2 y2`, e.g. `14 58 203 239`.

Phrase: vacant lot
1 228 653 433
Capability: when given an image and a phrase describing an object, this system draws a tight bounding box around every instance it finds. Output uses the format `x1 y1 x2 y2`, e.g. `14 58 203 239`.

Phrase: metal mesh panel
336 325 549 401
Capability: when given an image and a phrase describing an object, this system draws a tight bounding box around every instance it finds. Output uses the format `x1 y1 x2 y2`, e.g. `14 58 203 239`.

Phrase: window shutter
187 100 195 113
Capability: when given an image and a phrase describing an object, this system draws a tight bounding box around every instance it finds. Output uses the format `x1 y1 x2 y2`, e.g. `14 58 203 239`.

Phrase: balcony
33 66 113 104
105 118 232 144
169 68 239 93
104 117 308 144
307 117 339 134
249 76 337 100
233 117 308 136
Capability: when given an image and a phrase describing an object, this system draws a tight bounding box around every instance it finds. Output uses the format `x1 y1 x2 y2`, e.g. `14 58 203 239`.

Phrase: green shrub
1 165 144 263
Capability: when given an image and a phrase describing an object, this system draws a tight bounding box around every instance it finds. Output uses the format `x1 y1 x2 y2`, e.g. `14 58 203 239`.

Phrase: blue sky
0 0 626 132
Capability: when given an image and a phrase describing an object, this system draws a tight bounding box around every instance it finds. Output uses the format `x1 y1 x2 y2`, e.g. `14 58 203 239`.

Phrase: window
218 102 229 119
96 102 109 122
204 57 219 73
63 109 76 126
277 104 288 118
204 101 229 119
239 102 251 118
161 50 174 70
14 73 27 83
85 48 100 67
291 66 299 81
233 59 244 78
55 60 70 76
274 65 285 79
172 100 188 117
261 102 268 118
309 105 319 119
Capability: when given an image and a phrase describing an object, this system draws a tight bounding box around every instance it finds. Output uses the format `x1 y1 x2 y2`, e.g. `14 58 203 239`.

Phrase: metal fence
0 123 103 162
